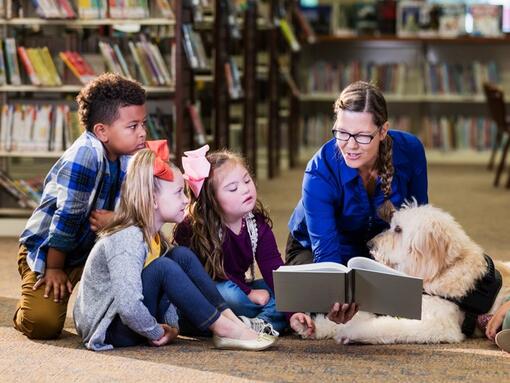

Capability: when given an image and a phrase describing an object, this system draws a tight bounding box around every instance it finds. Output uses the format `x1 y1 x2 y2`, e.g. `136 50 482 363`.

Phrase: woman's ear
93 123 109 143
380 121 389 140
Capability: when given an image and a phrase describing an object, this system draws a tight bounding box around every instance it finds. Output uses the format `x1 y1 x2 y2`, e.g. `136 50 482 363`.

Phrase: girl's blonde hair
180 150 271 279
334 80 396 222
101 148 168 249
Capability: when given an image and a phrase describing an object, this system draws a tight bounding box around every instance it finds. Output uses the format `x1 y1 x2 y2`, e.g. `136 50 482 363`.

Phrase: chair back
483 83 509 133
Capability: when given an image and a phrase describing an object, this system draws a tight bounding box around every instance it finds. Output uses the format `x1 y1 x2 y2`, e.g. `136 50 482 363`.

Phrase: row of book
182 23 209 71
303 1 510 38
299 112 496 152
304 60 500 97
420 115 497 152
0 0 175 19
0 104 82 152
99 39 173 86
0 37 174 87
0 102 174 153
304 61 408 95
424 61 499 96
0 170 42 209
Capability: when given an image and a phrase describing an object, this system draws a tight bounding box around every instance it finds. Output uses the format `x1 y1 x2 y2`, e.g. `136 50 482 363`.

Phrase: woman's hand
247 289 270 305
327 303 358 324
149 324 179 347
486 301 510 340
290 312 315 337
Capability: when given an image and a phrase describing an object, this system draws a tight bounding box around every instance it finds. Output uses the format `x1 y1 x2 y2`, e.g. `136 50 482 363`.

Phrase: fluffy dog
295 202 510 344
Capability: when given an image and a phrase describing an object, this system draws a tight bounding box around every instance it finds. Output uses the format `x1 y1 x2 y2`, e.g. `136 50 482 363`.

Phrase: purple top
173 213 283 294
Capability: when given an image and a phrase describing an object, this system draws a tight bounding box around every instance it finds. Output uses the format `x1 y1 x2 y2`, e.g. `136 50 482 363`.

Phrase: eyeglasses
331 129 379 145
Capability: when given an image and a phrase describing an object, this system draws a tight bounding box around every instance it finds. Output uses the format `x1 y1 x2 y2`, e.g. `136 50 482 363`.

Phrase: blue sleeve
407 138 428 205
302 167 344 264
47 146 99 251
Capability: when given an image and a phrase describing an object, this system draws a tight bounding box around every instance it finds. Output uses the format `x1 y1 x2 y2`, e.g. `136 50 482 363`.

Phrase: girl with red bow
73 142 276 351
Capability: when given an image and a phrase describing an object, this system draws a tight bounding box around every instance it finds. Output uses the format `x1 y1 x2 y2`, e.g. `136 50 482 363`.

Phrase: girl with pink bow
174 147 313 337
74 142 276 351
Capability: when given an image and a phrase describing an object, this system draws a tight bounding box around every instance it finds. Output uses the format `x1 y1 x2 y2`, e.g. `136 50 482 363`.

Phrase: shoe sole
495 329 510 353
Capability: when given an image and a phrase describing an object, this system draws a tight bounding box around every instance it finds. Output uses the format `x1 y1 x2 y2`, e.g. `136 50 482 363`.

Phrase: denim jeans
215 279 288 333
105 246 228 347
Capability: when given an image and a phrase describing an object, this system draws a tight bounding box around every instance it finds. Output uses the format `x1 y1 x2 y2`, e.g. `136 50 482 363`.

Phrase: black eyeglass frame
331 127 381 145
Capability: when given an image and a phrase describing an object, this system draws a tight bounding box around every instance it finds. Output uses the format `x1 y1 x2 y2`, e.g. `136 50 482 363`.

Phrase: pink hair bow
182 144 211 198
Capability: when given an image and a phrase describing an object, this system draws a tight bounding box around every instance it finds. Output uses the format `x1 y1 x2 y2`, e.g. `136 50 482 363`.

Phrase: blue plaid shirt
20 132 129 275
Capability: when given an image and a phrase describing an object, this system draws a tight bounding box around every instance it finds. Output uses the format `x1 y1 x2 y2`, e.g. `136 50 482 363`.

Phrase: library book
273 257 423 320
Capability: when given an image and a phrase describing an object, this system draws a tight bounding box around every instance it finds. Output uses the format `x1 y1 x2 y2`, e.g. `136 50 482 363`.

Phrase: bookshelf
0 0 189 232
296 0 510 163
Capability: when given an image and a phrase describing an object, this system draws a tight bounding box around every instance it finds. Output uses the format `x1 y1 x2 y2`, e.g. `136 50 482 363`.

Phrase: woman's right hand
247 289 270 305
327 303 358 324
149 324 179 347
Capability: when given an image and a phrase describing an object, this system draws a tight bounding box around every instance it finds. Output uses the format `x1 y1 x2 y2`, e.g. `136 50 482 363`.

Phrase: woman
287 81 428 266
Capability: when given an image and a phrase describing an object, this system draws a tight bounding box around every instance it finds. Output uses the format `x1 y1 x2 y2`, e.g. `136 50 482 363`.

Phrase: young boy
14 73 148 339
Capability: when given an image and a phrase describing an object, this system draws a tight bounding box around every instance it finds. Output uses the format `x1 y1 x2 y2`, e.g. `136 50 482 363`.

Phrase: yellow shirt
144 233 161 268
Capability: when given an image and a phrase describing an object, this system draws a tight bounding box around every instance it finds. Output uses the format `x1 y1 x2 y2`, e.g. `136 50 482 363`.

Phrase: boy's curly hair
76 73 146 132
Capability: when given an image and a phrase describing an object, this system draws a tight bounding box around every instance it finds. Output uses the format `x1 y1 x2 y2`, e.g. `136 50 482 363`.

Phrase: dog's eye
394 225 402 233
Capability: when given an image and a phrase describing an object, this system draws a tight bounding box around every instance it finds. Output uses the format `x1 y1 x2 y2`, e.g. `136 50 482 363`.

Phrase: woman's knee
170 246 199 266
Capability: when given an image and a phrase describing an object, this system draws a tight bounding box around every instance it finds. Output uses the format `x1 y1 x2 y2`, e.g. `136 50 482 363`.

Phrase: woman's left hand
327 303 358 324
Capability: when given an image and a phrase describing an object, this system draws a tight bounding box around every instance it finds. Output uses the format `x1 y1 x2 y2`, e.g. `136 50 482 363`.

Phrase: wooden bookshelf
0 18 175 26
299 93 492 103
316 35 510 45
0 1 188 221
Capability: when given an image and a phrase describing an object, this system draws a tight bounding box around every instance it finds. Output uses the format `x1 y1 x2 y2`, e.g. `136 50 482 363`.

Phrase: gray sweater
74 226 166 351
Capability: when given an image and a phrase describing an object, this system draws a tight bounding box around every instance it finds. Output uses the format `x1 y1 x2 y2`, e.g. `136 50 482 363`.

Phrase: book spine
17 46 41 85
346 270 354 303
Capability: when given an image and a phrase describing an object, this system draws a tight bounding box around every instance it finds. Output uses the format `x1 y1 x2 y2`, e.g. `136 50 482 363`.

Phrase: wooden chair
483 83 510 188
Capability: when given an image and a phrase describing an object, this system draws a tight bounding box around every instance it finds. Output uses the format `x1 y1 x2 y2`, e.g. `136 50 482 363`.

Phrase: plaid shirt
20 132 129 275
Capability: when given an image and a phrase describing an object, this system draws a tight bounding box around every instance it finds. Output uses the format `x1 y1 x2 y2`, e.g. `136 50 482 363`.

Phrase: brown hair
334 81 395 222
76 73 146 132
100 149 169 250
180 150 272 279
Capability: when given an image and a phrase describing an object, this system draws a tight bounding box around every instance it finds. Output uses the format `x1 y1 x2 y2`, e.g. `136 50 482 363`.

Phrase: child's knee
14 306 65 339
170 246 198 264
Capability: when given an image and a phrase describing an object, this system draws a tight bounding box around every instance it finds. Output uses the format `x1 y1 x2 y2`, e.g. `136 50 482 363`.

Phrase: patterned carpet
0 163 510 382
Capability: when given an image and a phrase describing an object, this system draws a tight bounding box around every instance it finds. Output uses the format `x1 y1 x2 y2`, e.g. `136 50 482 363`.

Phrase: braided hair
334 81 396 222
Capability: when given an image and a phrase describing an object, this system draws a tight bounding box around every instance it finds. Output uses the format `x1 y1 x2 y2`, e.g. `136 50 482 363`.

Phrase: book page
347 257 407 276
276 262 349 273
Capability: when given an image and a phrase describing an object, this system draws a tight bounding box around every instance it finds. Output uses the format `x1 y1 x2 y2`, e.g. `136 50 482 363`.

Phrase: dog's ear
408 221 454 281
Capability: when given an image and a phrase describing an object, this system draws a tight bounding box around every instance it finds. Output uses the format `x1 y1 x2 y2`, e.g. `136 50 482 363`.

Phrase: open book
273 257 423 320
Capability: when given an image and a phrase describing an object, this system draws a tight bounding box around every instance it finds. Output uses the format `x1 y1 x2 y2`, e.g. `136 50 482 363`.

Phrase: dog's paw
334 335 351 345
292 319 316 339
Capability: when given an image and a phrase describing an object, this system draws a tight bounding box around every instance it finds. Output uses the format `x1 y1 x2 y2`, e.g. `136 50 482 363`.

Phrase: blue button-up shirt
288 130 428 264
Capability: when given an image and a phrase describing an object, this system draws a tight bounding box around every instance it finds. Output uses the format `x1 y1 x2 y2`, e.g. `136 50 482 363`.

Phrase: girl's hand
486 301 510 340
290 312 315 337
89 209 114 232
327 303 358 324
33 268 73 303
247 289 270 305
149 324 179 347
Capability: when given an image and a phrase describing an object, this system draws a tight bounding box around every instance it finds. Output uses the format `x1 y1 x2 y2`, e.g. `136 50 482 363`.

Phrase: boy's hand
149 324 179 347
33 268 73 303
327 303 358 324
89 209 114 232
486 301 510 340
290 312 315 337
247 289 270 305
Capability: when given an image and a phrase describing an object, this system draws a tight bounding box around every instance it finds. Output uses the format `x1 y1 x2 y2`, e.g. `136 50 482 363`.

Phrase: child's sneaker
239 316 279 337
495 329 510 353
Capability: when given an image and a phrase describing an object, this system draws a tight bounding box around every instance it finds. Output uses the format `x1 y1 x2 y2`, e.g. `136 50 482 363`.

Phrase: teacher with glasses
286 81 429 268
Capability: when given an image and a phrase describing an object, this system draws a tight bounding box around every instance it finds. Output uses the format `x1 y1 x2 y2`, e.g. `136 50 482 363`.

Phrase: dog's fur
295 202 510 344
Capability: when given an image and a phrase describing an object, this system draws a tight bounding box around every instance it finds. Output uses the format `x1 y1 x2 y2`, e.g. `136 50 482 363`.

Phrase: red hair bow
145 140 173 181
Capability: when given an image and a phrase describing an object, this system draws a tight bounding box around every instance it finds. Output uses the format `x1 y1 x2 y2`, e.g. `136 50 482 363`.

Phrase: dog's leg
334 296 466 344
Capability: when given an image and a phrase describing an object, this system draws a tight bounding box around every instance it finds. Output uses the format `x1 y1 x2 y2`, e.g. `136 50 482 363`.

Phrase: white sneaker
239 316 280 337
213 333 277 351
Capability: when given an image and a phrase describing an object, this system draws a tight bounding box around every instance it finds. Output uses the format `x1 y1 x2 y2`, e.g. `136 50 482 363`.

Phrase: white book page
347 257 407 276
276 262 350 273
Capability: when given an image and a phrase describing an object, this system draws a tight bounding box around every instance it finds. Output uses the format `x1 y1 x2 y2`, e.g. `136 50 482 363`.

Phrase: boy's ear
93 123 109 143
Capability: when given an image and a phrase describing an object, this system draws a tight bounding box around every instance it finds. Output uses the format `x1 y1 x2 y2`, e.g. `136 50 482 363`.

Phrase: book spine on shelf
17 46 41 85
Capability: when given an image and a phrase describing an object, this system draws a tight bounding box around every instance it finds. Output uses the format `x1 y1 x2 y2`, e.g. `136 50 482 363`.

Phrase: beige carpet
0 163 510 382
